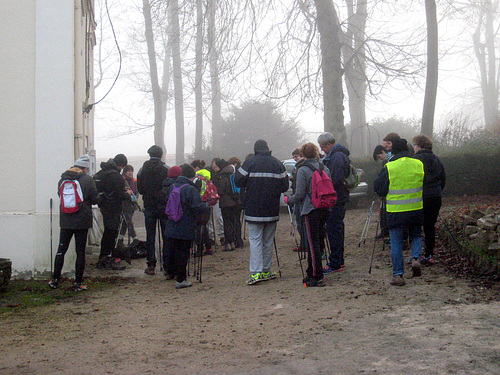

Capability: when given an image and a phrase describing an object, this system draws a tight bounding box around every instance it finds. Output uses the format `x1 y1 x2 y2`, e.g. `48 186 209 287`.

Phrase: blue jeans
144 209 168 266
326 202 346 269
389 225 423 276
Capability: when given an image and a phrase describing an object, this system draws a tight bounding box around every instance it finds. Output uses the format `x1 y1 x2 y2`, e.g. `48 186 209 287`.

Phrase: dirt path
1 206 499 374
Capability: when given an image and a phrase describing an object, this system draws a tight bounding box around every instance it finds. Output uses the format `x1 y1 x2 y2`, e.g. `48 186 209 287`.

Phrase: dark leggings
304 208 330 279
423 196 441 257
221 206 239 244
164 237 192 282
53 228 88 284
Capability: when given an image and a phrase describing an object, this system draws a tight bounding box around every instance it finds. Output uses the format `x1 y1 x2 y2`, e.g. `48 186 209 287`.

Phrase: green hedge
353 152 500 197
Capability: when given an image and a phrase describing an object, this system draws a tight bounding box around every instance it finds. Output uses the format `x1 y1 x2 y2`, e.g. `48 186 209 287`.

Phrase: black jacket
214 164 238 208
58 167 98 229
137 158 169 213
412 149 446 198
373 152 424 228
164 176 208 240
322 143 350 204
234 150 289 223
94 159 130 214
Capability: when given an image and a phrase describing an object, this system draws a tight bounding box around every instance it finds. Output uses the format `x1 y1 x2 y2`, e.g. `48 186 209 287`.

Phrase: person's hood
220 164 235 175
388 151 410 162
61 167 85 180
255 149 272 156
175 175 196 187
100 158 120 172
331 143 350 157
196 169 211 181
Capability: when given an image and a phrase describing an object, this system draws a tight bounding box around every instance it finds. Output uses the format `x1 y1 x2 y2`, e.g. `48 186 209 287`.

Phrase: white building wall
0 1 77 276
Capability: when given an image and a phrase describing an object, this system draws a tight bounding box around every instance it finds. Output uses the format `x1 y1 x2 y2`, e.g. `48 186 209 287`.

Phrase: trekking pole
198 224 204 283
288 204 304 278
273 238 282 278
50 198 53 275
242 209 246 240
210 208 218 252
359 197 376 247
368 217 381 274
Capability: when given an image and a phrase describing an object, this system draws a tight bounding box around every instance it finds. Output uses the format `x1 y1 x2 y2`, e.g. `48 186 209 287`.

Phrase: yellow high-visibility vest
386 157 424 213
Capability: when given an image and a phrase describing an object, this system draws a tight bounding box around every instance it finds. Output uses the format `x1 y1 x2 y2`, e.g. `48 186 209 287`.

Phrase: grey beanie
254 139 269 153
74 154 90 169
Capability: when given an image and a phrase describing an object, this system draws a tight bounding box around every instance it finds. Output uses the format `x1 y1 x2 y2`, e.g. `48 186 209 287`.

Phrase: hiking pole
210 208 218 252
273 238 282 278
368 217 381 274
359 197 376 247
242 209 246 240
50 198 53 275
288 204 304 278
198 224 204 283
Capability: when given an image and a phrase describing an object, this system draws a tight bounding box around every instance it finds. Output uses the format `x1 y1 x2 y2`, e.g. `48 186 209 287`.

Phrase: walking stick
210 208 218 252
288 204 304 278
368 217 381 274
198 224 204 283
273 238 282 278
50 198 53 275
359 197 376 247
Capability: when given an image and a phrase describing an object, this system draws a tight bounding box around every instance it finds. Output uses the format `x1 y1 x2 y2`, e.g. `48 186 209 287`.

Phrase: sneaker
323 265 343 275
48 279 59 289
175 280 193 289
73 282 88 292
390 275 405 286
421 256 435 265
246 273 264 285
204 248 214 255
304 278 325 287
411 258 422 277
261 271 277 281
144 266 155 275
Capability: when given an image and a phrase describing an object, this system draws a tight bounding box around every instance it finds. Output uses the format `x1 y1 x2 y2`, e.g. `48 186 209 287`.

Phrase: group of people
48 129 445 291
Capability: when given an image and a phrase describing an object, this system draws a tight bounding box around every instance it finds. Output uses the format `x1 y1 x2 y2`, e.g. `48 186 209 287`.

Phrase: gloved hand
283 196 289 205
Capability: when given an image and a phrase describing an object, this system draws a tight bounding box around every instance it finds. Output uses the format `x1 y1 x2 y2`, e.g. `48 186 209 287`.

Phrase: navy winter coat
322 143 350 204
234 150 289 223
164 176 208 240
58 167 98 229
412 149 446 198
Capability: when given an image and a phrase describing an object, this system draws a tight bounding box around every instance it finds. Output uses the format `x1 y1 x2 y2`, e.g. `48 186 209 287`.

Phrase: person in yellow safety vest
374 138 425 286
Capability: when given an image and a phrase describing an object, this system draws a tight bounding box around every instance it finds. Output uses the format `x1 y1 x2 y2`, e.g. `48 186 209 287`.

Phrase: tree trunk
142 0 166 157
195 0 204 157
161 45 172 144
421 0 439 138
314 0 346 145
168 0 185 164
343 0 368 155
473 0 499 130
208 0 222 152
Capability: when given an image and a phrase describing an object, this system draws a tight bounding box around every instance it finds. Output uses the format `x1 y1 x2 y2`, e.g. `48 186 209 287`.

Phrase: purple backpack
165 184 188 222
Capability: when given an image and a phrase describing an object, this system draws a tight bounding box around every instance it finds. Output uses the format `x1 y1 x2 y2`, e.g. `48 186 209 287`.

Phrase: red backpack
59 180 84 214
306 163 337 209
196 175 219 206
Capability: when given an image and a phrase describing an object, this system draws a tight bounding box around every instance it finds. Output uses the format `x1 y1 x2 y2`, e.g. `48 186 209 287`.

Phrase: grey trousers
248 221 277 274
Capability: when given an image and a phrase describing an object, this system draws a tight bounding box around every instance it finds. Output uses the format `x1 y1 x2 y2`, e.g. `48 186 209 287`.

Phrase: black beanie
148 145 163 158
114 154 128 167
254 139 269 153
180 164 195 179
392 138 408 154
215 159 229 170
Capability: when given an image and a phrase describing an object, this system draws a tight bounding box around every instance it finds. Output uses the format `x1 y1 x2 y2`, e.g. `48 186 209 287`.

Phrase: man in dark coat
49 155 98 291
234 139 289 285
317 132 350 274
94 154 132 270
163 164 208 288
137 145 170 275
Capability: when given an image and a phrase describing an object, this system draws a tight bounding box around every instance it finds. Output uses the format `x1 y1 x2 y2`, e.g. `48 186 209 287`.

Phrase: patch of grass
0 277 129 315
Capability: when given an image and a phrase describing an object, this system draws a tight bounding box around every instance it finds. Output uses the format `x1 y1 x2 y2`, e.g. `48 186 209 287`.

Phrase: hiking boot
48 278 59 289
261 271 277 281
411 258 422 277
73 282 88 292
390 275 405 286
175 280 193 289
421 256 435 265
246 273 264 285
323 265 343 275
144 265 156 275
304 278 325 288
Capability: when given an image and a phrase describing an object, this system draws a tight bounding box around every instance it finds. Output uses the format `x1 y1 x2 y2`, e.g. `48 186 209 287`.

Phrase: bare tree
194 0 204 157
207 0 222 152
168 0 185 164
421 0 439 137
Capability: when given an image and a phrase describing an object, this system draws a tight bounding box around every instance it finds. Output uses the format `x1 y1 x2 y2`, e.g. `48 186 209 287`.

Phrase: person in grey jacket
49 155 98 291
286 143 331 287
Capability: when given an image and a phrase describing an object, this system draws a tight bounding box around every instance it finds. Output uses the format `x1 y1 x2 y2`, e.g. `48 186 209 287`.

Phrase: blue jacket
164 176 208 240
322 143 350 204
234 150 289 223
373 152 424 228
